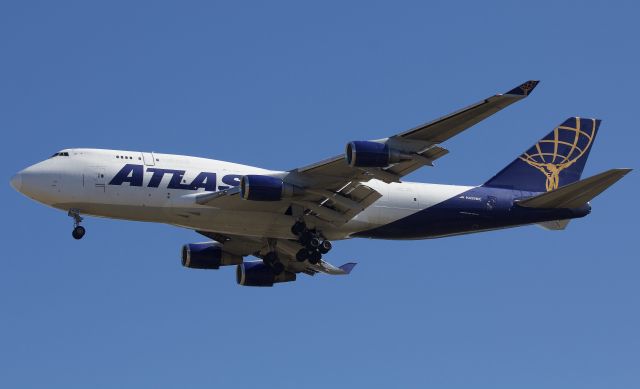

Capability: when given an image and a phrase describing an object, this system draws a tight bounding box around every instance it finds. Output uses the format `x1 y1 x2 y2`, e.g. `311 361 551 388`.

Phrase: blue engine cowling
240 175 284 201
181 242 243 269
236 261 296 287
345 141 402 167
240 175 301 201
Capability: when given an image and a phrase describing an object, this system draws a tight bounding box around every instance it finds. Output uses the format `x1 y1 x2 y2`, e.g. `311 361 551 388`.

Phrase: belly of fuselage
352 186 590 240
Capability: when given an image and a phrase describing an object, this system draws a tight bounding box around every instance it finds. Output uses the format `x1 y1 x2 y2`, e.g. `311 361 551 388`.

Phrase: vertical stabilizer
484 117 600 192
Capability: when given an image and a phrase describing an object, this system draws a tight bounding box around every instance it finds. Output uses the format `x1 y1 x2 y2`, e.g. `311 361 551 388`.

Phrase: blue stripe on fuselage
353 187 591 240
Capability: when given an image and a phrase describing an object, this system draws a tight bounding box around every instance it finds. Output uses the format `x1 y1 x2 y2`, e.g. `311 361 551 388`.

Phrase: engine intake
345 141 403 167
236 261 296 287
240 175 301 201
181 242 243 269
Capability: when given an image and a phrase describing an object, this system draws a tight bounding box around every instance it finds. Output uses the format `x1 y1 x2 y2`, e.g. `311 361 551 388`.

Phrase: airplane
10 80 631 287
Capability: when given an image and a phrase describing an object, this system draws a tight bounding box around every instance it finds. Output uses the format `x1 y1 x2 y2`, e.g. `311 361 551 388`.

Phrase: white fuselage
12 148 473 240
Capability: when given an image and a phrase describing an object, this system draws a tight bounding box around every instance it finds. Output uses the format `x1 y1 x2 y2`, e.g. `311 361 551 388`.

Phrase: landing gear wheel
296 248 309 262
272 262 285 275
68 209 85 240
308 250 322 265
291 222 330 264
72 226 86 240
299 232 312 246
319 240 332 254
307 237 321 249
291 221 305 236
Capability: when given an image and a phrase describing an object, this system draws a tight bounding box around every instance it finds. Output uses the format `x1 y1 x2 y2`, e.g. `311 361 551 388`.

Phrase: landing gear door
142 152 155 166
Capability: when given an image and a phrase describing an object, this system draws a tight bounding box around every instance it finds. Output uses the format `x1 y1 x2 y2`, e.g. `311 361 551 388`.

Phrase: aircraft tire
296 249 309 261
72 226 86 240
309 250 321 264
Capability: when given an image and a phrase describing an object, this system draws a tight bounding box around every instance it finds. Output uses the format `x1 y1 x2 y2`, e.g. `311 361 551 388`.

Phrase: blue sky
1 1 638 388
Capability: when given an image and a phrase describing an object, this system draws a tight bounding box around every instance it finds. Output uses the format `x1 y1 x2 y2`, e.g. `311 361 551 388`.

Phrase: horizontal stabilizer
517 168 632 209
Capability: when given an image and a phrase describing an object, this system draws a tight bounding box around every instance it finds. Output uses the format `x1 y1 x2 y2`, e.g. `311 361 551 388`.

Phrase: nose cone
10 172 22 192
12 161 65 204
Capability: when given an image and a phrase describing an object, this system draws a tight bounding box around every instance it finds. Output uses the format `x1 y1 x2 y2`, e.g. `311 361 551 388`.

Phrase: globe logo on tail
518 80 537 95
519 118 596 191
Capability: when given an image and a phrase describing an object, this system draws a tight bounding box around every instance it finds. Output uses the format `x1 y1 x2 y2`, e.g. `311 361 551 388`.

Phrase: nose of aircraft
10 172 23 192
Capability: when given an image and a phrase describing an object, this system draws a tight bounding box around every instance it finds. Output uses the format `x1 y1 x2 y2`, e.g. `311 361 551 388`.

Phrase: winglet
338 262 357 274
505 80 540 96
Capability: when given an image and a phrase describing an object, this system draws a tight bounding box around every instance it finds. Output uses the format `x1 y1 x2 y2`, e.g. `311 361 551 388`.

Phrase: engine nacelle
181 242 243 269
236 261 296 287
345 141 403 167
240 175 301 201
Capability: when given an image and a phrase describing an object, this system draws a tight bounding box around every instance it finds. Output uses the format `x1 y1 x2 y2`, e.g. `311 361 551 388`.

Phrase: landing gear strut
68 209 86 240
291 221 331 264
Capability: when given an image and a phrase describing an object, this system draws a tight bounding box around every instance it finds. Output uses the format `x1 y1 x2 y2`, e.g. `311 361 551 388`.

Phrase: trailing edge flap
537 219 571 230
194 186 240 205
517 168 632 209
312 261 357 275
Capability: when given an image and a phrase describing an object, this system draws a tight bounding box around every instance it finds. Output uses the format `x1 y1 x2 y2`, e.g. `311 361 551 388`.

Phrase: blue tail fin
483 117 600 192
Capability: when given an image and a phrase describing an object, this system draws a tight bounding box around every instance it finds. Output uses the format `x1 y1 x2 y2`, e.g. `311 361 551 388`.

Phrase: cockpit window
50 152 70 158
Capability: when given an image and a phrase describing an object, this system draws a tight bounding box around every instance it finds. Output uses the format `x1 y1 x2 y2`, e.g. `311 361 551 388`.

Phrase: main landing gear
291 221 332 265
263 251 285 275
68 209 86 240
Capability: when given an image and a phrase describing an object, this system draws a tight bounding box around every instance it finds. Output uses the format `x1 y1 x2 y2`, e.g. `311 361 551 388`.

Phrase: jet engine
345 141 404 167
236 261 296 287
181 242 243 269
240 175 301 201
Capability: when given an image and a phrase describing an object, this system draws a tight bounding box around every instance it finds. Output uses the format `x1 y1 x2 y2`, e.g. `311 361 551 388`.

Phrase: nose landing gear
68 209 86 240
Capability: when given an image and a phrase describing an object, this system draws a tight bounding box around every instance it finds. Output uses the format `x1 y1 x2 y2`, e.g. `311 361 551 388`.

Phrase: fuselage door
85 166 106 193
142 152 155 166
374 184 419 225
393 185 419 210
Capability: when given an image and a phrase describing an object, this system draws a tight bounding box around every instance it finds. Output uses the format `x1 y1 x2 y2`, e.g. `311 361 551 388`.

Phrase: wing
282 80 539 224
196 81 538 226
291 80 538 185
197 230 355 277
